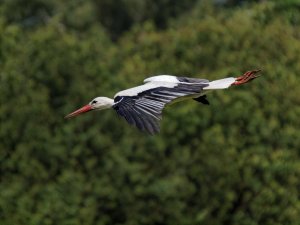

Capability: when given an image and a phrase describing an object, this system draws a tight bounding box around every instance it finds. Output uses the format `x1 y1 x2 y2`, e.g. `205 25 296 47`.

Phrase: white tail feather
203 77 235 90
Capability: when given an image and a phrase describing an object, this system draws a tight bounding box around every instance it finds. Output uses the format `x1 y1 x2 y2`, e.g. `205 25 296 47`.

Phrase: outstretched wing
112 76 209 134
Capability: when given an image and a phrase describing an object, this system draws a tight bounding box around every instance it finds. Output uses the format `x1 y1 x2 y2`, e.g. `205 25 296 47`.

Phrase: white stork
65 70 261 134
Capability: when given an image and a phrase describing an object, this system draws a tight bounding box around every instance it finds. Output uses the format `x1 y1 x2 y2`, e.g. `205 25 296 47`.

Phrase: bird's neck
106 98 114 107
99 97 114 110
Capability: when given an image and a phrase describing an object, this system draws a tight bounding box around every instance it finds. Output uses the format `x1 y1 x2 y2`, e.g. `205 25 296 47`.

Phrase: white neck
92 97 114 110
102 97 114 107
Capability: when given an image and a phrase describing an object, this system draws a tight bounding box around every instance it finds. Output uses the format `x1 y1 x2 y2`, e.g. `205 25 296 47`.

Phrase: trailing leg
232 70 261 86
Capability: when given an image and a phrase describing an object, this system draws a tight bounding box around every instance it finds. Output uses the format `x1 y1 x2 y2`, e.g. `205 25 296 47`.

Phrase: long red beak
65 105 93 119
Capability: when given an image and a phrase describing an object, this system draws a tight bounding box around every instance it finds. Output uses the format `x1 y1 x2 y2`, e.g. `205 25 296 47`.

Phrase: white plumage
66 70 261 134
203 77 236 90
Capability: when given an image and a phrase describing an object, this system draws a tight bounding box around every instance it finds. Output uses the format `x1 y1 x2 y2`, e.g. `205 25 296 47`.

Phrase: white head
89 97 114 110
65 96 114 118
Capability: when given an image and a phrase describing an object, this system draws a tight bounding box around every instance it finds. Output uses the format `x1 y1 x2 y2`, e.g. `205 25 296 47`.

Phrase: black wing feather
113 80 209 134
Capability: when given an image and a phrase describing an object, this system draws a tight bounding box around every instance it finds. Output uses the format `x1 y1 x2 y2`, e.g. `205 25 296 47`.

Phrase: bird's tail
203 77 236 90
203 70 261 90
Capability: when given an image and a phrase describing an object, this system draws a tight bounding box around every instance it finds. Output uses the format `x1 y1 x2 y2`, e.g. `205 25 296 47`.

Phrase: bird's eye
91 100 97 104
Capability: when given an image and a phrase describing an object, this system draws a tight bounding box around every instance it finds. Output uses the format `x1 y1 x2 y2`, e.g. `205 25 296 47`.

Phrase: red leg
232 69 261 86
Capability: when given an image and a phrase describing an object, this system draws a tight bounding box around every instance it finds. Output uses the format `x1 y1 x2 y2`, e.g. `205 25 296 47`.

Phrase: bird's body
66 70 261 134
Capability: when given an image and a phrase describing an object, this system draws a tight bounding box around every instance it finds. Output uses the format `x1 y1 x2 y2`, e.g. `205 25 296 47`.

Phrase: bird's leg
232 69 261 86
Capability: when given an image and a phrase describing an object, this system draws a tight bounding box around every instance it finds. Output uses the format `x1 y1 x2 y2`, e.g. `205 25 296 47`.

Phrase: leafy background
0 0 300 224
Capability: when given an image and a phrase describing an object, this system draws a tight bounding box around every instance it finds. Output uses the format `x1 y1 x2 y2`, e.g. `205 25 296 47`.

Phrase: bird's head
65 97 114 119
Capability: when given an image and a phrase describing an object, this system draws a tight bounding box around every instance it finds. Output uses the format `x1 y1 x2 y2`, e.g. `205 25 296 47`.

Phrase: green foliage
1 1 300 225
92 0 199 40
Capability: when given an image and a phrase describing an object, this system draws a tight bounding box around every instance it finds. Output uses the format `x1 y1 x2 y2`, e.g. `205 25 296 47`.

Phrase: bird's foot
232 69 261 86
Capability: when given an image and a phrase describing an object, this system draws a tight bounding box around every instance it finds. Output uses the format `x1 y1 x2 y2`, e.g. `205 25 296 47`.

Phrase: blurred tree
216 0 262 6
0 1 300 225
0 0 54 27
0 0 200 40
92 0 199 40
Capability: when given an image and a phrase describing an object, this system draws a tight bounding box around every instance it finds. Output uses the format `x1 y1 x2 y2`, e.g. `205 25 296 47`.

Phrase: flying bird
65 70 261 134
